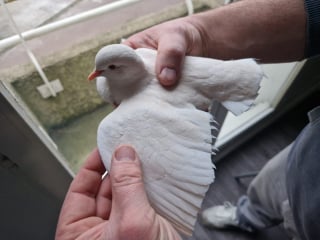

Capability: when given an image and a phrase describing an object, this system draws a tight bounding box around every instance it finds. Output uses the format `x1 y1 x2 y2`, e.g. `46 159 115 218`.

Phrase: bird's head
88 44 149 105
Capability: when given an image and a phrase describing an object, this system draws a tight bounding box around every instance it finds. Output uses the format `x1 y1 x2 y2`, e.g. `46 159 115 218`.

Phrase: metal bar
1 0 57 96
185 0 194 15
0 0 141 51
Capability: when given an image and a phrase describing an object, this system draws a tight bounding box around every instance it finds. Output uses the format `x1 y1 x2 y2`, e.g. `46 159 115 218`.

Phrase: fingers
124 22 189 87
56 149 107 238
156 33 188 87
70 148 105 199
126 31 187 87
109 145 145 201
82 148 105 173
75 149 111 220
57 149 108 223
96 174 112 219
106 145 160 239
109 145 152 214
124 30 158 50
108 145 183 240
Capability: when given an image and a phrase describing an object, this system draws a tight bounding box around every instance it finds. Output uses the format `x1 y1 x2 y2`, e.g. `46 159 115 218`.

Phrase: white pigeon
88 44 264 236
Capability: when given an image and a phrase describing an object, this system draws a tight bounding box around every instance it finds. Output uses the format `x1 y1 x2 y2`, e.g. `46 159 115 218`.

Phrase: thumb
156 34 187 87
110 145 151 213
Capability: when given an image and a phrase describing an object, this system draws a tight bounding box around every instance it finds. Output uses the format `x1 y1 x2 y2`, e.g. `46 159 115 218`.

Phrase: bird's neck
109 71 149 105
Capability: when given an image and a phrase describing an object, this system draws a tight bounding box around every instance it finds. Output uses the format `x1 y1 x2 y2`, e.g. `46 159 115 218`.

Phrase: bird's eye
108 65 116 70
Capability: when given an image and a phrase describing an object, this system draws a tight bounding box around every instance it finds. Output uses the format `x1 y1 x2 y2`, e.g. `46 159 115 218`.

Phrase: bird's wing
135 48 157 76
181 56 264 115
97 96 215 236
135 48 264 115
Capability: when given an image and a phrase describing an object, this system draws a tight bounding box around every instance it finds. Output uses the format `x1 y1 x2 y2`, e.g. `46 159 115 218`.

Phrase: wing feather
97 96 215 236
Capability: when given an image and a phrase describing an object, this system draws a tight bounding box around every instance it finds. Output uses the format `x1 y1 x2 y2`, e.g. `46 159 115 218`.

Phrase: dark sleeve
304 0 320 57
286 106 320 240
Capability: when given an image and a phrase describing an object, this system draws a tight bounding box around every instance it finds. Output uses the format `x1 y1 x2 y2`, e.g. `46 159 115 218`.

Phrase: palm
55 147 181 240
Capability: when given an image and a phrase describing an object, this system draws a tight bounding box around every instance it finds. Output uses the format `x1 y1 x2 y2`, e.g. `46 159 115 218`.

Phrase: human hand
124 17 207 87
55 145 181 240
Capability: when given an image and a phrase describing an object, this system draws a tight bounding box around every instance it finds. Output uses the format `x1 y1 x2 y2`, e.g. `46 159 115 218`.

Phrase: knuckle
111 164 143 187
164 46 185 58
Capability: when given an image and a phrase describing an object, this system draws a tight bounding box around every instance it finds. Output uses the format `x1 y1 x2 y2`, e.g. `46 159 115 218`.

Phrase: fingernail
114 145 136 161
159 67 177 86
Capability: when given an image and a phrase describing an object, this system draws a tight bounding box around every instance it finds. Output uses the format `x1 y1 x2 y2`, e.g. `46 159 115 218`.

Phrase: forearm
187 0 306 62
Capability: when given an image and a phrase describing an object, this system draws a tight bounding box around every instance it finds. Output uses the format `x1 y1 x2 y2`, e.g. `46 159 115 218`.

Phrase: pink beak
88 69 104 81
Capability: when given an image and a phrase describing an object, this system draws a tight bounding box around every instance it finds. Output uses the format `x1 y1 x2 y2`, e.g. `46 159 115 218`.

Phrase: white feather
92 44 264 236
